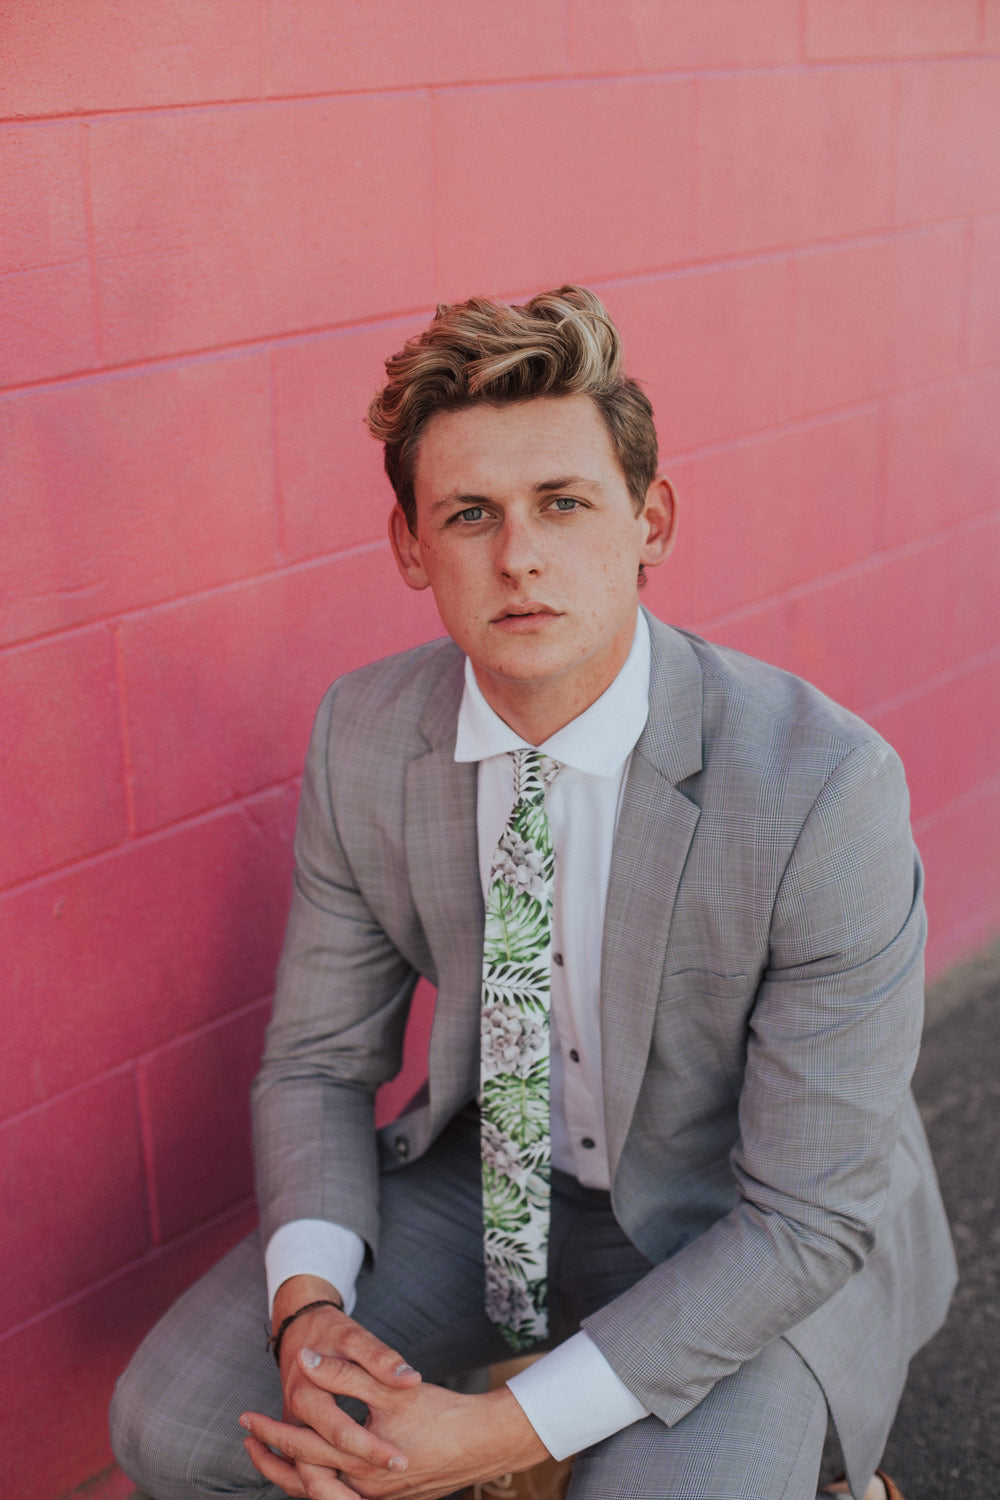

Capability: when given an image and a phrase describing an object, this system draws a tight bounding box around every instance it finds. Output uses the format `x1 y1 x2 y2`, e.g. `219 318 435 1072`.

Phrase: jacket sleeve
252 683 418 1257
583 737 926 1425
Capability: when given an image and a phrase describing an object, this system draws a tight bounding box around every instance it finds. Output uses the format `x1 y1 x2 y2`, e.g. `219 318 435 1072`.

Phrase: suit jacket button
580 1137 595 1149
394 1136 409 1160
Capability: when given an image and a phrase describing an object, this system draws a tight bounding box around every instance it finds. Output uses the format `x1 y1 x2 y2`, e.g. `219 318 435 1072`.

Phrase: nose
494 513 542 582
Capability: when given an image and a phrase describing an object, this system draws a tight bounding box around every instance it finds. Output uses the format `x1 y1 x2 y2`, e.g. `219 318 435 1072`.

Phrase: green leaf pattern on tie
481 748 558 1351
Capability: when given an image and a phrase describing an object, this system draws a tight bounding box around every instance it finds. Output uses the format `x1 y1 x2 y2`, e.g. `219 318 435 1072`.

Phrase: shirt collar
454 610 650 778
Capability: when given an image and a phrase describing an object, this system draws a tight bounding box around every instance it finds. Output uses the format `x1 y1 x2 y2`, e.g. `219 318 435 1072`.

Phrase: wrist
271 1274 343 1335
486 1385 551 1472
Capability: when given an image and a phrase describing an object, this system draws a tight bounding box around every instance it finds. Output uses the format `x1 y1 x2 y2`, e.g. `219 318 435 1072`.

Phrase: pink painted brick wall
1 5 997 1496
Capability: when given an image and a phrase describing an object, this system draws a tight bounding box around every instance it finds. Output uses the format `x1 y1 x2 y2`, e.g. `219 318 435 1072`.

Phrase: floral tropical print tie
481 747 560 1351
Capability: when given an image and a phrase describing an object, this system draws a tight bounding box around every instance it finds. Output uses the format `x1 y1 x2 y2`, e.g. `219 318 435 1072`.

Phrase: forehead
413 394 625 496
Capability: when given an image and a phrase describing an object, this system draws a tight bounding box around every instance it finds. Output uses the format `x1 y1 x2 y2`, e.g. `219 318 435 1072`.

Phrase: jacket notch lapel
601 614 705 1177
405 742 484 1116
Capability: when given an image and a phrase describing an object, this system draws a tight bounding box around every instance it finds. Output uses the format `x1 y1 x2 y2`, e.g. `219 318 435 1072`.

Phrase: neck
473 646 633 746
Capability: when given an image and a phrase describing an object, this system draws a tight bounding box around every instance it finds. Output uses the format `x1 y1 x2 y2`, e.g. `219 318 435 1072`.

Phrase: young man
111 287 955 1500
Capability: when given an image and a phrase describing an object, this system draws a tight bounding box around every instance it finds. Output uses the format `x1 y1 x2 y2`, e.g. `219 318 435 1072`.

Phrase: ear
639 475 678 572
388 504 431 591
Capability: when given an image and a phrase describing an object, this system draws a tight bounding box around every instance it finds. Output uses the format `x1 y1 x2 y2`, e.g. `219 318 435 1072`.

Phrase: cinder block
89 98 435 361
804 0 980 58
786 518 1000 711
269 0 568 93
273 317 427 560
0 1202 255 1500
885 370 1000 545
0 788 298 1119
0 629 127 888
605 259 793 454
790 241 891 415
919 782 1000 978
0 0 262 117
141 1000 270 1241
986 0 1000 49
0 123 86 274
1 353 278 646
434 79 696 297
119 549 443 833
696 69 894 257
897 60 1000 221
888 225 965 386
0 263 95 388
871 656 1000 823
690 599 791 675
568 0 799 71
0 1072 147 1336
967 213 1000 369
665 409 881 621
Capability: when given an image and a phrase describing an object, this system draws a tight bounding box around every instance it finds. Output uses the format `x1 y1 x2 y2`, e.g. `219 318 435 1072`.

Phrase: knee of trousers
109 1361 254 1499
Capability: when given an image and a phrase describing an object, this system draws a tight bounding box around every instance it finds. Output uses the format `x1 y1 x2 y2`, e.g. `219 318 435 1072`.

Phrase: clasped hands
241 1297 548 1500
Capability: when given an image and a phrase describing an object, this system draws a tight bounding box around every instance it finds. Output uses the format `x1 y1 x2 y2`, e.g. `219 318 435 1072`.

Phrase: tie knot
512 748 560 801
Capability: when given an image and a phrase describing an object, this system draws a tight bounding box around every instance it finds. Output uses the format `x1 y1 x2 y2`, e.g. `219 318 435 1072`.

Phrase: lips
492 601 558 622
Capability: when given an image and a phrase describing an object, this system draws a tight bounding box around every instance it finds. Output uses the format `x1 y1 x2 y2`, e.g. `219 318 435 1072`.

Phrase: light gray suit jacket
253 611 955 1491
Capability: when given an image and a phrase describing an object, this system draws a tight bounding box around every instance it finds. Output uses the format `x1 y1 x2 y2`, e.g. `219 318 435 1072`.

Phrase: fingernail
388 1456 408 1472
395 1361 416 1377
239 1414 252 1430
301 1347 322 1369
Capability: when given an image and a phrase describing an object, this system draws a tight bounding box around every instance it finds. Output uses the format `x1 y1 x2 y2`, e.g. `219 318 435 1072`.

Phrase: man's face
389 394 675 739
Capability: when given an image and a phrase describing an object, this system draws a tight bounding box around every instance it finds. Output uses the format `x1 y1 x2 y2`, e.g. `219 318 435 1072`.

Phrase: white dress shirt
266 611 653 1459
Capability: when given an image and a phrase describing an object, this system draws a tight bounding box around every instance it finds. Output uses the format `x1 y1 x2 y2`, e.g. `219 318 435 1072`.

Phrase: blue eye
457 506 485 522
553 497 579 511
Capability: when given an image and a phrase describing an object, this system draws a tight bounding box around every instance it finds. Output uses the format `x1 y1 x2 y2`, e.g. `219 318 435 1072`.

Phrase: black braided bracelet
267 1296 344 1366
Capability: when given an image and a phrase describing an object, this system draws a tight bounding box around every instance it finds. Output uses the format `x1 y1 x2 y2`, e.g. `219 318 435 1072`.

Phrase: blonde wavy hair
365 285 659 532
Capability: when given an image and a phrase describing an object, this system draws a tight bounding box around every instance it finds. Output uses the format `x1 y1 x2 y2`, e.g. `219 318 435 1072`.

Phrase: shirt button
580 1137 595 1150
553 952 564 966
394 1136 409 1161
569 1049 580 1063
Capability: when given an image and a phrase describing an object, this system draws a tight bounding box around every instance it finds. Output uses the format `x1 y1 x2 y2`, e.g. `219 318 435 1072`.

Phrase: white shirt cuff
505 1330 649 1461
264 1220 366 1318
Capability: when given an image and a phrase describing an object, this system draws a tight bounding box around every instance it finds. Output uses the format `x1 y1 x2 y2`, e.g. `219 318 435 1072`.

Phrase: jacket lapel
404 654 485 1113
601 615 704 1177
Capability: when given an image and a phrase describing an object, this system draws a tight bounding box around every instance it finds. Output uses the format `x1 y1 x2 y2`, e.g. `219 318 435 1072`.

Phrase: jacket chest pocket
652 969 753 1095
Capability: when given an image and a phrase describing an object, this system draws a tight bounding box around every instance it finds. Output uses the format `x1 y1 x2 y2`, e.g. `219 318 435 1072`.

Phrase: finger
296 1347 417 1423
244 1435 360 1500
243 1434 308 1496
242 1407 408 1480
318 1321 421 1387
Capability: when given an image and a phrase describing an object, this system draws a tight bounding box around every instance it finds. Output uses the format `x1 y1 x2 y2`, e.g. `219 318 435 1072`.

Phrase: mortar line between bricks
78 121 104 365
692 505 1000 628
110 622 138 837
913 769 1000 835
4 54 994 127
0 776 300 901
0 536 393 653
4 498 997 660
135 991 273 1063
861 640 1000 720
1 225 987 400
887 63 902 228
0 1197 256 1346
0 993 275 1131
267 348 288 561
133 1064 161 1247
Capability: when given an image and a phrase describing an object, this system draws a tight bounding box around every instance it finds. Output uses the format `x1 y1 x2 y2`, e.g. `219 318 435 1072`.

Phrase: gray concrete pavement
839 940 1000 1499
